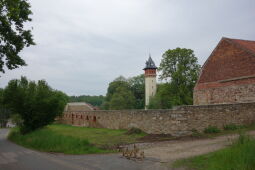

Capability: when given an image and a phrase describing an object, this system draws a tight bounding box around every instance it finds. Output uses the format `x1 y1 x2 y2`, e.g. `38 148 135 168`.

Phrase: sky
0 0 255 96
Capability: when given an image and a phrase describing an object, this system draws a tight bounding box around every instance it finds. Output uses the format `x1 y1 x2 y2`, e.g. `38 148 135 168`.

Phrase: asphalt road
0 129 166 170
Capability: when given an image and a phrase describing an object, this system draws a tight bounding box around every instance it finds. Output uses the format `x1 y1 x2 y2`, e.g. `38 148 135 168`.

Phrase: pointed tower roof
143 54 157 70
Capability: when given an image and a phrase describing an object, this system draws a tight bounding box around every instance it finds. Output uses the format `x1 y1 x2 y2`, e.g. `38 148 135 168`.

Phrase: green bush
10 114 23 127
224 124 245 131
204 126 221 134
3 76 68 134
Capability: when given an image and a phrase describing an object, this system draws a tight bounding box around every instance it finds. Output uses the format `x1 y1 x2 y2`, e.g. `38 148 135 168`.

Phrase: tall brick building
194 37 255 105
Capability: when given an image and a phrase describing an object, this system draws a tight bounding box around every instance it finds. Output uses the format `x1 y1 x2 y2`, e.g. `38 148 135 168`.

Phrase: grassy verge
173 133 255 170
8 124 146 154
191 123 255 139
48 124 146 148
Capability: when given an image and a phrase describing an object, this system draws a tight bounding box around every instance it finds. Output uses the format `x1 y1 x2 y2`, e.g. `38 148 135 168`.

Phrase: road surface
0 129 165 170
2 128 254 170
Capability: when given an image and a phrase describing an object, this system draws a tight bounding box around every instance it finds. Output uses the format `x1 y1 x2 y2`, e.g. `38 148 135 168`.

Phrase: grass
8 123 255 155
204 126 221 134
191 123 255 139
173 133 255 170
8 124 147 154
224 124 245 131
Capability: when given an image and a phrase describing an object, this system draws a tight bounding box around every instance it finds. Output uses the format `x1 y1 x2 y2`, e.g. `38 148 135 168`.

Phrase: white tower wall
145 76 157 108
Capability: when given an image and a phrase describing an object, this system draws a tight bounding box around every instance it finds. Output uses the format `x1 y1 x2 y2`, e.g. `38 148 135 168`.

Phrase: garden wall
60 102 255 137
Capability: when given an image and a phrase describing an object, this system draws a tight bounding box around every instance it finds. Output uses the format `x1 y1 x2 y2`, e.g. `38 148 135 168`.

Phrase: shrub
126 127 144 135
3 76 68 134
10 114 23 127
224 124 245 131
204 126 221 134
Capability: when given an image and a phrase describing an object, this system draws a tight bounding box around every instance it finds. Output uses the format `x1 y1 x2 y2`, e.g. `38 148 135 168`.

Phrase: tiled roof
196 37 255 86
225 38 255 55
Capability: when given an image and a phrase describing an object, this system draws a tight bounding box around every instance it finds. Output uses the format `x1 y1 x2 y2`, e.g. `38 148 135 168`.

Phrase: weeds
224 124 245 131
204 126 221 134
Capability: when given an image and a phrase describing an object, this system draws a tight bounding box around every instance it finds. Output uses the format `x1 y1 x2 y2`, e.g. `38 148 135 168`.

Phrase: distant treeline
69 95 105 107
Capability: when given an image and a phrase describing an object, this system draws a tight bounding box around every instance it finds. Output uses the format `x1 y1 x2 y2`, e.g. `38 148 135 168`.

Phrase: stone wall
194 83 255 105
60 102 255 136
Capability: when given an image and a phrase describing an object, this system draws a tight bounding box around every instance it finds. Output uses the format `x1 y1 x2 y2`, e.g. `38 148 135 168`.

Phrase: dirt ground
126 131 255 166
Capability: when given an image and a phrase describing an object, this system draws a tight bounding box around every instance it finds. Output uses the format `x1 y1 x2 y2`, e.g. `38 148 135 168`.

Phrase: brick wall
194 38 255 105
59 102 255 137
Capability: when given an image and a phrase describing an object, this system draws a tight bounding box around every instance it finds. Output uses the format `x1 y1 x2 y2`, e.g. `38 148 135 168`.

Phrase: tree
0 0 35 73
103 75 142 110
128 74 145 109
103 74 146 110
108 86 135 110
0 88 11 127
158 48 201 106
103 76 131 109
0 88 3 103
148 83 173 109
3 77 68 134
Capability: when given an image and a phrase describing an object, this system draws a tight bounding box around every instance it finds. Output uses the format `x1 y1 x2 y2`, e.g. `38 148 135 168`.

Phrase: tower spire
144 54 157 70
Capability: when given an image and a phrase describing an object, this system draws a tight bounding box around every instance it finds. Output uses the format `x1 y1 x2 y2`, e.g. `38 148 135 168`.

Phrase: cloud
0 0 255 95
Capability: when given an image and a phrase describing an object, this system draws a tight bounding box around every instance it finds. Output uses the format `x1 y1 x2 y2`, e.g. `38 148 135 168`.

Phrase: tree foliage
103 75 144 110
149 48 200 108
128 74 145 109
3 76 68 134
108 86 135 110
148 83 173 109
103 76 133 110
0 88 11 127
0 0 35 73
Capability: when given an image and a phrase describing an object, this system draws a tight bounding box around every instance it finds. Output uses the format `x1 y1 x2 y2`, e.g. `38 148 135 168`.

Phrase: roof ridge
224 38 255 56
223 37 255 42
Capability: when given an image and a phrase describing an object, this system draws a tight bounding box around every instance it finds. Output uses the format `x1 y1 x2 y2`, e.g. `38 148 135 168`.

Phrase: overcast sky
0 0 255 95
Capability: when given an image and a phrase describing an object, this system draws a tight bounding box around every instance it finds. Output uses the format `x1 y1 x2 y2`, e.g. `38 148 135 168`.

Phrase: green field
8 124 146 154
173 133 255 170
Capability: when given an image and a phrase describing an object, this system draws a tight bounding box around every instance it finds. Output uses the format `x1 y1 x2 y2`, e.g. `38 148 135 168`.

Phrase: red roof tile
196 37 255 85
226 38 255 55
